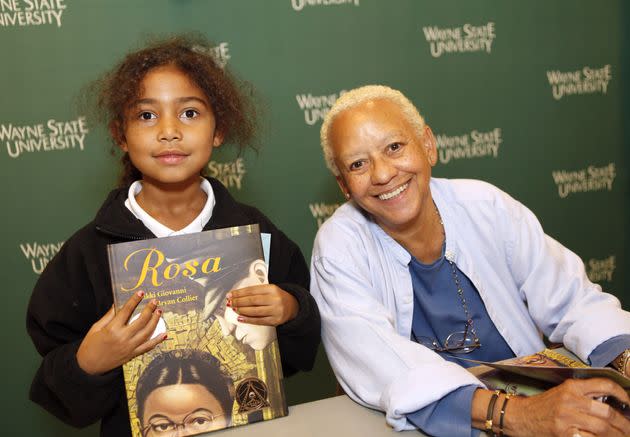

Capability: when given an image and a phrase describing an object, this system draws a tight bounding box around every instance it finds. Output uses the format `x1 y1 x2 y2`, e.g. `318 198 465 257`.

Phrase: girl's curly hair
88 33 258 186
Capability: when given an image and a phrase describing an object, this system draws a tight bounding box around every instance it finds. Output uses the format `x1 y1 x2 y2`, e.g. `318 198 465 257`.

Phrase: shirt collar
124 178 215 238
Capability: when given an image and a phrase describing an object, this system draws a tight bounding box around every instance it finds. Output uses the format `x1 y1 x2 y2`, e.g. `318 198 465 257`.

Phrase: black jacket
26 178 320 436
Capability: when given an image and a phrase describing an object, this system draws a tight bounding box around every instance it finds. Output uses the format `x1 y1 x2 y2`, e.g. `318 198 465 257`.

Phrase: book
466 348 630 397
107 224 287 437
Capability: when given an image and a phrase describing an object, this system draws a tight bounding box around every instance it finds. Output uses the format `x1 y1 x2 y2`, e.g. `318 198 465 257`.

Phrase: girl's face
119 64 223 187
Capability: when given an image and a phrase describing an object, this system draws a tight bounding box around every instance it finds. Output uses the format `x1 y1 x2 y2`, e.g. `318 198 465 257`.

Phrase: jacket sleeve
26 236 125 428
262 221 320 377
499 191 630 361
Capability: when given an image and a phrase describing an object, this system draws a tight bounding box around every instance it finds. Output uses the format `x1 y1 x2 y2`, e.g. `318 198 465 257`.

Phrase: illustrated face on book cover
136 351 234 437
213 259 276 351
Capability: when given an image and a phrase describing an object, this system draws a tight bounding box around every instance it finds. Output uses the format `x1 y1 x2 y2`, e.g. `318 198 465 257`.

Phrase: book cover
107 225 287 437
466 348 630 396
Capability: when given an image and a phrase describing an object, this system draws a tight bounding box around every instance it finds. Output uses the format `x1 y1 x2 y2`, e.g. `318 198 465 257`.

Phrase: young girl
26 35 320 437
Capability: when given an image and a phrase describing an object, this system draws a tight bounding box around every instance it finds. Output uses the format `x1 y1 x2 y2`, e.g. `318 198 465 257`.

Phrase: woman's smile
377 182 409 201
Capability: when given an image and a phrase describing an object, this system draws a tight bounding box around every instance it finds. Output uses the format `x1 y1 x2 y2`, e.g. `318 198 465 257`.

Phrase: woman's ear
422 125 437 166
336 176 351 200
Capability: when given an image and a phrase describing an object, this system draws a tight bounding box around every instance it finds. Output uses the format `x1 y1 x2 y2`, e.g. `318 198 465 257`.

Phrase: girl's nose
158 116 182 142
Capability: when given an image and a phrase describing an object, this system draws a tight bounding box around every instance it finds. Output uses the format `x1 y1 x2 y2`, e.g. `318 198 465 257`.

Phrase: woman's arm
497 190 630 362
471 380 630 436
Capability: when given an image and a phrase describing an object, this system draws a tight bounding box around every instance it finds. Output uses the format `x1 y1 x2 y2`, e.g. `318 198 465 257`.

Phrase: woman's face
329 98 436 237
142 383 228 436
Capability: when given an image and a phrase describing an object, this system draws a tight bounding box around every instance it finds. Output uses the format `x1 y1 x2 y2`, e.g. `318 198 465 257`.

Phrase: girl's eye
182 109 199 119
139 112 156 120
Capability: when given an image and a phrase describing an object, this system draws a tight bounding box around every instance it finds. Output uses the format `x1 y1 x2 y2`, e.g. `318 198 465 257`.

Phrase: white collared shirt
124 178 215 237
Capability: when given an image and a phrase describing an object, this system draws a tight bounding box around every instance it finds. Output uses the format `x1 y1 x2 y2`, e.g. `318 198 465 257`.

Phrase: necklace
433 202 481 345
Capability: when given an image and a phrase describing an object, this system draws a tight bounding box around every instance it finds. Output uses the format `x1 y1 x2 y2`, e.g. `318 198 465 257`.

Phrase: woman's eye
182 109 199 119
140 112 156 120
388 142 401 152
349 161 363 171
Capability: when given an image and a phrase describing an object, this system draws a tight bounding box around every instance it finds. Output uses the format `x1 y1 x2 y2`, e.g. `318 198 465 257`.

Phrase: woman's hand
76 291 166 375
496 378 630 436
227 285 298 326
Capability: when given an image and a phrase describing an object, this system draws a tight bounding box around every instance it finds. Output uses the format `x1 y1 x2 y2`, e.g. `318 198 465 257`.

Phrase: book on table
466 348 629 417
107 224 286 437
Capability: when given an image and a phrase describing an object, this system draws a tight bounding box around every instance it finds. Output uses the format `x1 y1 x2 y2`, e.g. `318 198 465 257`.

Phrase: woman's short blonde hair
320 85 426 176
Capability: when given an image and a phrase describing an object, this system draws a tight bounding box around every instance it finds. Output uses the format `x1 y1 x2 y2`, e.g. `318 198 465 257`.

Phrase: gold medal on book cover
107 224 287 437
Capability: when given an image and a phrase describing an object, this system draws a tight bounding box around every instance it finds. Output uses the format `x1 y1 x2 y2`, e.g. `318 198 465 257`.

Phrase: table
209 395 423 437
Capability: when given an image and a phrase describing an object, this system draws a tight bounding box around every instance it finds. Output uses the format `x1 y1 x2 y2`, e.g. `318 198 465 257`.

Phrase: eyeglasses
413 321 481 354
142 410 225 436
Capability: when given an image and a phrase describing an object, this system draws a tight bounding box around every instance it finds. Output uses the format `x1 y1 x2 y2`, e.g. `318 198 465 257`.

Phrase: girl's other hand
76 291 165 375
227 285 298 327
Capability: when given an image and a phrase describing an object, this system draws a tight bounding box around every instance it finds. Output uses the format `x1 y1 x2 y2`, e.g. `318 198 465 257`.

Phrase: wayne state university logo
3 116 89 159
291 0 359 12
295 89 346 126
422 22 496 58
0 0 67 28
21 241 63 274
546 65 611 100
436 128 502 164
193 42 231 68
309 202 340 228
551 162 615 198
207 157 246 190
586 255 615 283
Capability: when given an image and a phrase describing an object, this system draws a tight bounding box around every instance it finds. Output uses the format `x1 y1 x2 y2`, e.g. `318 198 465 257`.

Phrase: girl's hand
226 285 298 327
495 378 630 436
76 291 166 375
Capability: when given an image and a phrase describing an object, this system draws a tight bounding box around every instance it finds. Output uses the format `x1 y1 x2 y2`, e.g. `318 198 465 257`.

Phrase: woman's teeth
379 183 408 200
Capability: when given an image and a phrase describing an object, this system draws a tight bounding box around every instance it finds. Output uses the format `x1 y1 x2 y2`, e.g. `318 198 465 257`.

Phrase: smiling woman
326 97 440 263
311 85 630 437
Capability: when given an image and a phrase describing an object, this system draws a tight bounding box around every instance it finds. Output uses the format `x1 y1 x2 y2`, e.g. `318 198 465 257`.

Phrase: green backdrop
1 1 628 435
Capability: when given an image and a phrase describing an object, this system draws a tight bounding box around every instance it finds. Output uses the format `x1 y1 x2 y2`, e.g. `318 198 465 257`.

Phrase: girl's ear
212 131 224 148
109 120 127 151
